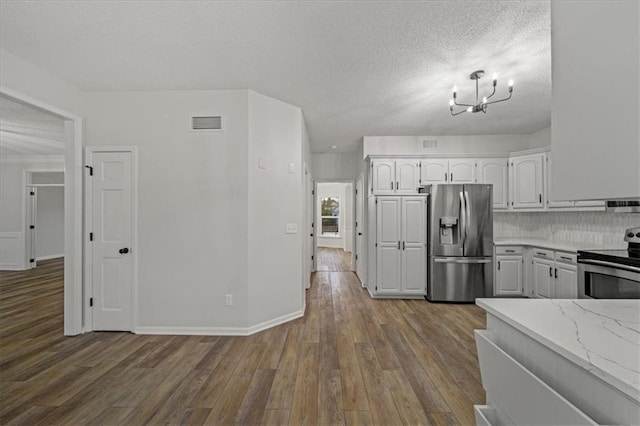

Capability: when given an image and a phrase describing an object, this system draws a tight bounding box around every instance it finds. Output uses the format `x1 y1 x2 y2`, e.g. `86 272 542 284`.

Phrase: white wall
247 90 304 327
35 185 64 259
312 152 359 180
317 182 348 249
529 127 551 149
551 1 640 200
363 134 531 158
86 90 250 330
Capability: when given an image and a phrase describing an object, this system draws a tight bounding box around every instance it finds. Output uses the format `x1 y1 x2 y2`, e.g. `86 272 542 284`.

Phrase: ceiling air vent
190 115 222 131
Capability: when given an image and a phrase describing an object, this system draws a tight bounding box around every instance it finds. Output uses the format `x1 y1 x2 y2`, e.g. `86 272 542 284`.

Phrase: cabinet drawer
475 330 596 425
532 248 554 259
555 251 577 264
495 246 522 255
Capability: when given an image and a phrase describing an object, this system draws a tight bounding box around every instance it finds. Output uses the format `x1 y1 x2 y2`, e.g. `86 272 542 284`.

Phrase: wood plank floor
317 247 352 272
0 257 486 425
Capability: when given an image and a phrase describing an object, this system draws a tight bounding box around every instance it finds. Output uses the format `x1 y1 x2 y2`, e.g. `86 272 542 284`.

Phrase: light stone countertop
476 298 640 402
493 238 605 252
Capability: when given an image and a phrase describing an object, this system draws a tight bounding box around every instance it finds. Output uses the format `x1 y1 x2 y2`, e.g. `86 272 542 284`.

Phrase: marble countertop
494 238 605 252
476 298 640 402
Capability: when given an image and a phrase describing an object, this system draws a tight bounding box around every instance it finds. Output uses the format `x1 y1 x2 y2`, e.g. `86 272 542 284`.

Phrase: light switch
288 163 295 173
285 223 298 234
258 157 266 169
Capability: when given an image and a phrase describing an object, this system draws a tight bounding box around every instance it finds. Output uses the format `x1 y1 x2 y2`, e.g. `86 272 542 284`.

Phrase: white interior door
355 176 364 282
90 150 134 331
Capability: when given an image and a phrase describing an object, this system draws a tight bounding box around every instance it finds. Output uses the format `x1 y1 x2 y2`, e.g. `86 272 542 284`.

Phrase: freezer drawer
428 256 493 302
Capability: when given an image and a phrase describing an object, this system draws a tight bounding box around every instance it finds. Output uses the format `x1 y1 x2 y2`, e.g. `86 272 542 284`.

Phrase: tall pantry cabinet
368 195 427 297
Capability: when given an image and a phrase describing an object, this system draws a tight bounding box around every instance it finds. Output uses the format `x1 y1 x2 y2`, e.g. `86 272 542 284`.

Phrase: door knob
358 232 363 236
119 248 129 254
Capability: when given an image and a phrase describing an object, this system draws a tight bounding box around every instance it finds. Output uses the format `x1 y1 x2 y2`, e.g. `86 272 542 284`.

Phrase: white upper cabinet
478 158 508 209
371 160 419 195
551 1 640 200
449 159 476 183
395 160 420 194
510 153 545 209
420 159 449 184
371 160 396 195
545 155 573 208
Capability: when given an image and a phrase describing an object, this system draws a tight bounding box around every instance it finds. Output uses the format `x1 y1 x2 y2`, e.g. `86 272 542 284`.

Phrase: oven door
578 260 640 299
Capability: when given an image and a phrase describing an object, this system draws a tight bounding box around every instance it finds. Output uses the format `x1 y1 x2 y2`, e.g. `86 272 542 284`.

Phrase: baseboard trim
36 254 64 261
134 308 305 336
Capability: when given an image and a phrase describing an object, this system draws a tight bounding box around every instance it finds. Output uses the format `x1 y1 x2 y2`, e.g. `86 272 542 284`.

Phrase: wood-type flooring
316 248 352 272
1 256 486 425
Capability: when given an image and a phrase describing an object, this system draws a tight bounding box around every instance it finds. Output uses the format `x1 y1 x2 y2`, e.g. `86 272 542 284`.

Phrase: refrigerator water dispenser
439 216 459 245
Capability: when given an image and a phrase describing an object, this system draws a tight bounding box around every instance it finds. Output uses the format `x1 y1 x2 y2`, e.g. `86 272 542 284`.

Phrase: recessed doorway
315 181 355 272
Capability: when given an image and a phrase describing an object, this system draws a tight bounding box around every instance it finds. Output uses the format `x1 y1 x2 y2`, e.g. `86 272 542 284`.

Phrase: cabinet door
372 161 395 195
420 159 449 183
545 155 574 208
376 197 401 293
511 154 544 209
478 158 509 209
401 197 427 294
449 159 476 183
396 160 420 194
495 255 523 296
555 263 578 298
533 257 554 298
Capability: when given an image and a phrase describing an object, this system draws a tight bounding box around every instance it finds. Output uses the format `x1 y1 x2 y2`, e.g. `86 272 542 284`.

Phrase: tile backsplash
494 211 640 249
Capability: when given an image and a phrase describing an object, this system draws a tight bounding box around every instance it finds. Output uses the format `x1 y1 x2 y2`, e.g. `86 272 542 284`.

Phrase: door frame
23 168 65 269
315 179 356 272
355 174 365 283
1 85 83 336
84 146 138 332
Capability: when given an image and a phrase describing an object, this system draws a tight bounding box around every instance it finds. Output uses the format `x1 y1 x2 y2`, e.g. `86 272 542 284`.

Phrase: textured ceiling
0 1 551 153
0 96 66 156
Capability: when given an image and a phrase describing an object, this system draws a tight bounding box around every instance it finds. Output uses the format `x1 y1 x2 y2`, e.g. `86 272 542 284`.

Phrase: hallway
316 247 352 272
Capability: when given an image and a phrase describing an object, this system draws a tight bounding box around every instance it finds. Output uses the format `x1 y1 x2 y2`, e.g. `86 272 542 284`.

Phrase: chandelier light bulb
467 106 473 112
492 73 498 86
482 96 488 104
449 99 454 106
508 79 514 92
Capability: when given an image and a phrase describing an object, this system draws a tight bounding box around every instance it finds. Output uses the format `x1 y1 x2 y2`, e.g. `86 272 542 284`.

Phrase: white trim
84 146 138 333
36 254 64 261
1 85 83 336
135 309 305 336
0 232 25 270
0 155 65 164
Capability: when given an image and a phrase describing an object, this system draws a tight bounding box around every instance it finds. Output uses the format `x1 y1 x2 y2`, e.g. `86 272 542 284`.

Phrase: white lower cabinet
532 248 578 299
373 196 427 296
494 246 523 296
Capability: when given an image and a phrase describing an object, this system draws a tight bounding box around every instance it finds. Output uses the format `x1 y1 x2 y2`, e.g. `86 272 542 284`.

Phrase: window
321 197 340 236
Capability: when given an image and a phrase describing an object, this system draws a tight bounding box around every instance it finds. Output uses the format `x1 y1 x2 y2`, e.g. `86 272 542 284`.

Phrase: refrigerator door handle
433 258 492 264
459 191 467 247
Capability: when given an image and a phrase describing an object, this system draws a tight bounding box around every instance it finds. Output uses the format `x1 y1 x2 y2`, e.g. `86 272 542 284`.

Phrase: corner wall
247 91 304 327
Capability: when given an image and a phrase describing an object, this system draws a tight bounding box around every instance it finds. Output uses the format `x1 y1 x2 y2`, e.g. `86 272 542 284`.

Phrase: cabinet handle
402 241 405 250
497 261 501 270
555 268 558 279
549 267 553 277
396 181 399 190
390 181 393 190
451 173 453 181
539 194 542 203
536 252 547 257
444 173 448 182
560 256 572 261
398 241 401 250
505 249 515 253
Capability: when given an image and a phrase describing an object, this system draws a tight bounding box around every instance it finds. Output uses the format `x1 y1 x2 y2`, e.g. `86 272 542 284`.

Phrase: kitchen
1 0 639 424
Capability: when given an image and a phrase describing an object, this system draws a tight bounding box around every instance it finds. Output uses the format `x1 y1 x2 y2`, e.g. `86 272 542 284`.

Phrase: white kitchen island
474 299 640 425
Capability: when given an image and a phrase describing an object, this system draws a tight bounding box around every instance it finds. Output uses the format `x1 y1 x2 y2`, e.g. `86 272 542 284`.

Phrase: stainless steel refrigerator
425 184 493 302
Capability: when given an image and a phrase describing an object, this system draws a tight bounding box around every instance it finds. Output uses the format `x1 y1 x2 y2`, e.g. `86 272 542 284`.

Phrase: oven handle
579 259 640 274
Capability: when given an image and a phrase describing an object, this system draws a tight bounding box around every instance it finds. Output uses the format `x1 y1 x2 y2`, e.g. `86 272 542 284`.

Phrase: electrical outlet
225 294 233 306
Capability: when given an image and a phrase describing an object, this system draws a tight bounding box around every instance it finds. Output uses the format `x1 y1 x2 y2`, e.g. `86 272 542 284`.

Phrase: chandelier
449 70 513 116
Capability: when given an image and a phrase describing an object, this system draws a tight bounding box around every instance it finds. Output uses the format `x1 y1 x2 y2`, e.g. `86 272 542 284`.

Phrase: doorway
315 181 355 272
25 171 65 269
0 89 83 335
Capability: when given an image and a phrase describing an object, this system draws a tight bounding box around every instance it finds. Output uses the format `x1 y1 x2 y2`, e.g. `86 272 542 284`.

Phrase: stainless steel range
577 227 640 299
